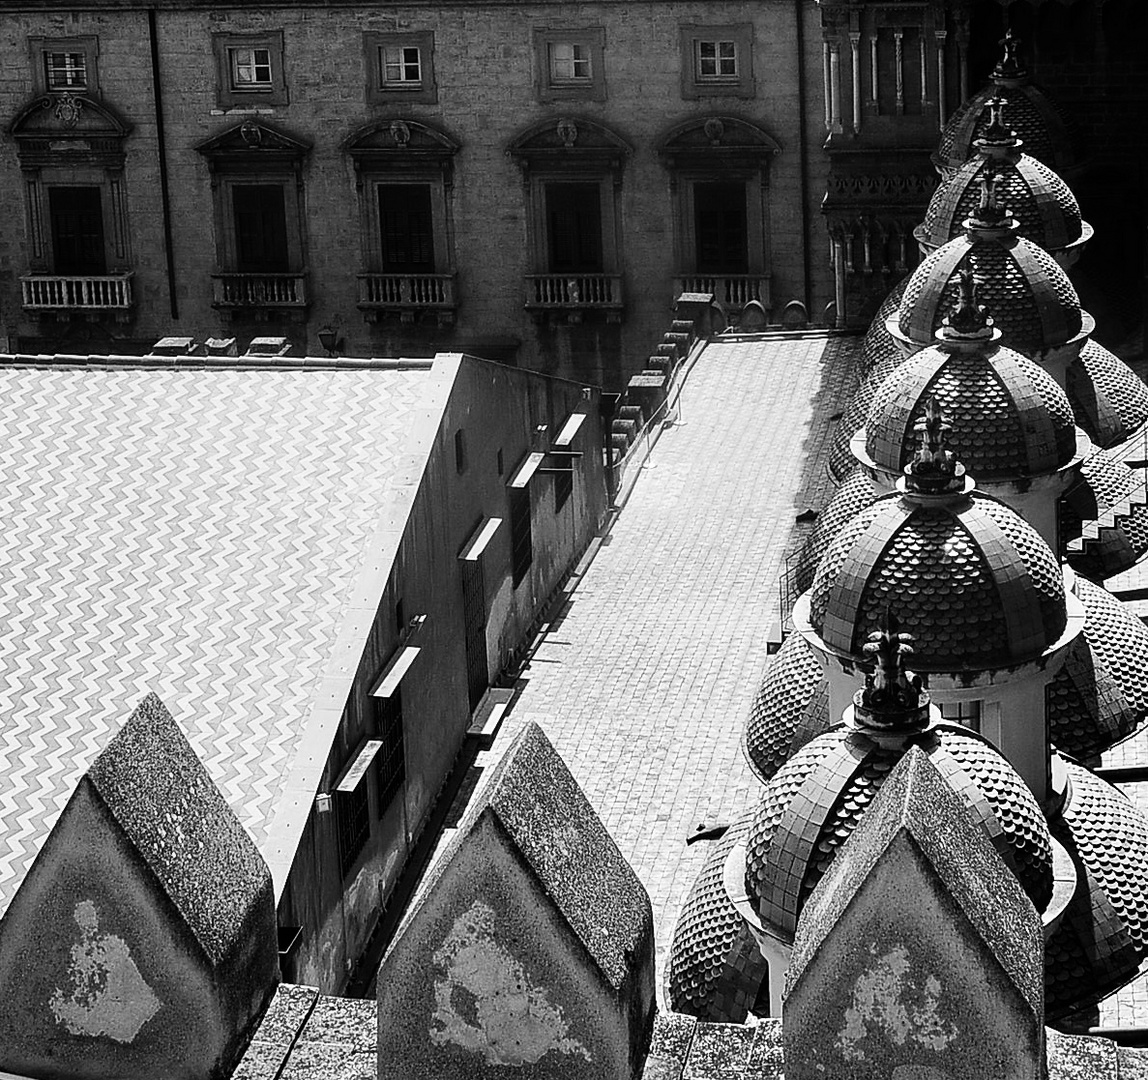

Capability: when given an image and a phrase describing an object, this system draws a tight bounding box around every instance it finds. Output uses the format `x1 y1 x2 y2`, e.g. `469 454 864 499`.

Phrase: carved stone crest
556 118 578 148
389 120 411 148
703 118 725 146
239 120 263 148
46 93 84 129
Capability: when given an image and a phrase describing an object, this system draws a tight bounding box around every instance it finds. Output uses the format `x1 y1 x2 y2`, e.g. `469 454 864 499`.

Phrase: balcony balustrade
21 273 134 313
212 272 308 310
357 273 457 323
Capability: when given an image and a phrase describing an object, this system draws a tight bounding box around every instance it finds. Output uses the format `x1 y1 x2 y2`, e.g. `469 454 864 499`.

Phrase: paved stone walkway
465 333 858 999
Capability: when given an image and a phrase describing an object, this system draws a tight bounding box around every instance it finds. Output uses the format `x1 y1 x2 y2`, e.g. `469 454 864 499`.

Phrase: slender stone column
936 30 948 127
823 42 833 129
829 43 842 131
919 33 928 107
894 29 905 113
850 33 862 133
870 34 879 107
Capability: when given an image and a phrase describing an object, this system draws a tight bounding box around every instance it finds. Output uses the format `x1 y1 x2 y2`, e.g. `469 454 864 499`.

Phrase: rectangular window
697 40 738 79
546 183 603 273
45 52 87 91
232 185 289 273
213 31 287 108
549 42 592 82
694 181 748 274
940 699 982 733
534 28 606 102
509 487 532 588
680 24 754 99
378 185 435 273
382 45 422 86
375 689 406 814
49 187 106 276
336 781 370 875
366 32 437 104
230 46 273 90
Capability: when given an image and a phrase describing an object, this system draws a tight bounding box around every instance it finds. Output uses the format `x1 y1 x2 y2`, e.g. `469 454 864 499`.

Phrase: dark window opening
497 448 504 476
454 429 467 474
375 689 406 814
49 186 106 275
379 184 435 273
554 469 573 513
336 781 370 875
694 182 747 273
509 486 533 587
546 183 603 272
45 52 87 91
233 184 289 273
461 560 488 712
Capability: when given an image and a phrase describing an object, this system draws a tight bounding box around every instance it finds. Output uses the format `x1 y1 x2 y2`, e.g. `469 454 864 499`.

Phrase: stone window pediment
507 116 630 179
195 119 311 173
656 115 781 172
343 119 459 180
9 94 131 169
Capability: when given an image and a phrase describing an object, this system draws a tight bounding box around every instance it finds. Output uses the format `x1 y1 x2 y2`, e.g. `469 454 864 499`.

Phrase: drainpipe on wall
149 8 179 321
796 0 813 318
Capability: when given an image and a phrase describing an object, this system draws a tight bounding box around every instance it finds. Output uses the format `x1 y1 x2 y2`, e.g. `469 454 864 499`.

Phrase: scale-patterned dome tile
830 344 910 481
864 345 1076 479
1049 578 1148 760
860 282 909 378
744 632 830 783
1061 762 1148 955
1068 339 1148 449
897 236 1083 357
791 467 877 597
935 82 1080 176
920 154 1083 252
810 494 1066 669
667 813 760 1020
744 726 1054 933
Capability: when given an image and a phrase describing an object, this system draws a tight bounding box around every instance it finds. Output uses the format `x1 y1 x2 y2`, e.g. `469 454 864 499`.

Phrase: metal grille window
697 40 738 78
375 689 406 813
382 45 422 85
45 52 87 91
509 487 533 587
549 42 592 82
336 781 370 875
230 47 273 89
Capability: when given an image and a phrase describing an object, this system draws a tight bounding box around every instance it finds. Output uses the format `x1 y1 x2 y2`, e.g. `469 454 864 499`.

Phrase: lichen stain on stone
429 899 591 1066
893 1067 955 1080
49 899 161 1042
836 943 957 1063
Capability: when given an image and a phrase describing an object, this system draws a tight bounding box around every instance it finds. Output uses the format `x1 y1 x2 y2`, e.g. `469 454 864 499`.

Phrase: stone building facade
0 0 835 388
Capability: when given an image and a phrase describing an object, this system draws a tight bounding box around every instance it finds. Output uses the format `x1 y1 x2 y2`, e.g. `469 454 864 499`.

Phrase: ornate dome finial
993 27 1028 82
939 268 994 341
903 398 967 494
974 94 1022 157
854 612 930 730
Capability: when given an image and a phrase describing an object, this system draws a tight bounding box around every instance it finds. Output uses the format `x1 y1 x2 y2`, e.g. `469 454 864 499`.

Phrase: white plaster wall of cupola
722 842 790 1018
791 582 1085 806
850 426 1091 554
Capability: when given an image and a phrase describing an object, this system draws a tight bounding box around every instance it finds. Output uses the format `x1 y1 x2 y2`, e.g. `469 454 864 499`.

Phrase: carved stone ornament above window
8 93 131 169
507 115 630 179
342 118 459 183
656 114 781 173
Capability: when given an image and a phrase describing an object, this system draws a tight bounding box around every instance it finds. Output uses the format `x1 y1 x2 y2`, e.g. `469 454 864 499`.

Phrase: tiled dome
830 311 910 481
1045 762 1148 1016
1067 338 1148 450
918 148 1085 255
810 491 1067 669
864 340 1077 481
791 467 877 597
744 723 1055 940
933 36 1080 178
667 812 765 1021
1048 577 1148 761
743 630 830 782
896 230 1084 358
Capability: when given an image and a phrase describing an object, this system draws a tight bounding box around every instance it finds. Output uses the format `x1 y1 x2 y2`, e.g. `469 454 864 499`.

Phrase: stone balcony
20 273 134 320
211 272 309 319
525 273 624 323
673 274 770 315
357 273 457 325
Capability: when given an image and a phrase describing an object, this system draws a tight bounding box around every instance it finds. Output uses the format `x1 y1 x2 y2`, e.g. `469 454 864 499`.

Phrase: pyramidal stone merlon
783 746 1045 1080
0 692 279 1080
377 721 656 1080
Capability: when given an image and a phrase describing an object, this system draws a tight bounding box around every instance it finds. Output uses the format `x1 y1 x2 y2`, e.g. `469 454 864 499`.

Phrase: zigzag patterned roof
0 361 455 916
